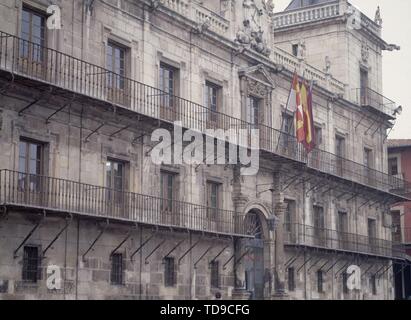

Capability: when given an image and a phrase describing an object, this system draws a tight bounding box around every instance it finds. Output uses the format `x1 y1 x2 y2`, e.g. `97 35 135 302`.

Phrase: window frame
317 270 324 293
22 245 40 283
110 253 124 286
20 6 46 63
106 41 127 90
287 267 295 292
210 260 220 289
206 181 221 220
164 257 176 287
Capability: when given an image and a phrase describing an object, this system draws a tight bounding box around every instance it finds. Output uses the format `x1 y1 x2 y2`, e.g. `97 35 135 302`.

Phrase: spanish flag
300 80 316 153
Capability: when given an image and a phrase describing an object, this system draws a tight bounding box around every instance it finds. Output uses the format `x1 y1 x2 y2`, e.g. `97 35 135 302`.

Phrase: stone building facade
0 0 409 300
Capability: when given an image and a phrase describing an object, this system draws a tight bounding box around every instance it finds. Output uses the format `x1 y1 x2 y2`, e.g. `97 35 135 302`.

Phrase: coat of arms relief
235 0 275 57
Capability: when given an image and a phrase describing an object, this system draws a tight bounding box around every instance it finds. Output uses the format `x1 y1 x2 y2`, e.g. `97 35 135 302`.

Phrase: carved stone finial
374 6 383 26
262 0 275 17
193 17 211 34
297 39 306 61
324 56 331 74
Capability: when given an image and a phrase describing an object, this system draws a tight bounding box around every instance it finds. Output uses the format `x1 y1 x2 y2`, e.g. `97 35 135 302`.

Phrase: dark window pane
110 253 123 285
164 257 175 287
22 246 39 282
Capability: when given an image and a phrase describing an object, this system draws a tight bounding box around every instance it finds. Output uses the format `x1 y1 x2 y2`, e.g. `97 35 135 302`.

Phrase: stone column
231 166 251 300
271 172 288 299
273 201 287 298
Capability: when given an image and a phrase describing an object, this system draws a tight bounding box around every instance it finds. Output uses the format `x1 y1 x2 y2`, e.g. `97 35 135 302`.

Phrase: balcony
0 31 410 199
0 170 248 237
273 1 341 29
354 87 397 118
284 223 403 258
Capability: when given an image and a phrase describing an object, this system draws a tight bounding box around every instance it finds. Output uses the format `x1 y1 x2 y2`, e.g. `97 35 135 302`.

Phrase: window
107 42 126 89
388 158 399 176
317 270 324 293
364 148 373 168
313 206 325 245
281 113 294 151
283 113 294 135
342 272 349 294
360 68 369 105
247 96 260 127
370 275 377 295
391 210 401 243
110 253 123 285
160 63 177 109
337 211 348 233
207 181 220 219
313 206 325 230
335 135 345 158
106 160 125 204
21 7 46 62
106 160 124 191
22 246 39 282
368 219 377 253
164 257 176 287
314 126 322 148
292 44 299 57
210 261 219 288
335 135 345 175
284 200 295 232
205 82 221 123
288 267 295 292
19 139 43 192
161 172 175 212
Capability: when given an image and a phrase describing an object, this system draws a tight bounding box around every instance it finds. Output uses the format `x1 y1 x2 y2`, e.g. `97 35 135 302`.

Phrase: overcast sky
274 0 411 140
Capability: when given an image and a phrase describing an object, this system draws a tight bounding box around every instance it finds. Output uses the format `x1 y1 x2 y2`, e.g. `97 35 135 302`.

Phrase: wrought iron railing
0 169 247 237
354 87 396 117
0 31 410 197
284 223 403 258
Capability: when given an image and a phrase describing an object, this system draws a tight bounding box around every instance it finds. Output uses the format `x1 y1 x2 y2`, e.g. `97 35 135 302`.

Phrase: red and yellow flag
300 81 316 152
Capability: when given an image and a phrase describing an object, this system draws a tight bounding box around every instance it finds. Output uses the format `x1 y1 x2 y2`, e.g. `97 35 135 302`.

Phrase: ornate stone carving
374 6 382 26
193 17 211 34
361 42 370 63
150 0 164 11
262 0 275 17
247 78 269 97
234 0 271 57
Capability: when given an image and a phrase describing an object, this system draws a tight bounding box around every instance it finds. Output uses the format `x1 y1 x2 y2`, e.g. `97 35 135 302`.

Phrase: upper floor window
161 171 175 213
107 42 126 89
368 219 377 240
21 7 46 62
335 135 345 158
205 82 221 123
337 211 348 233
314 126 322 148
292 44 299 57
284 199 295 232
282 112 294 135
247 96 260 127
388 157 399 176
207 181 220 219
160 63 178 109
363 148 373 168
19 139 44 192
106 159 125 205
106 159 125 191
313 205 325 230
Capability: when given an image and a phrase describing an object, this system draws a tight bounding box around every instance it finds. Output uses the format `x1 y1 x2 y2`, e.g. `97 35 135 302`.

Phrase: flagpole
276 69 297 152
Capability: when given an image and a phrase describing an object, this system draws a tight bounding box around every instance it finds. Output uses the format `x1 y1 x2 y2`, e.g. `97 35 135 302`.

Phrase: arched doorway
244 210 267 300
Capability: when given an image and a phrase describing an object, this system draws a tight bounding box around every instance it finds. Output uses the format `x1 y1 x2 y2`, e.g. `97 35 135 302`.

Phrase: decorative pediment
238 64 275 89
